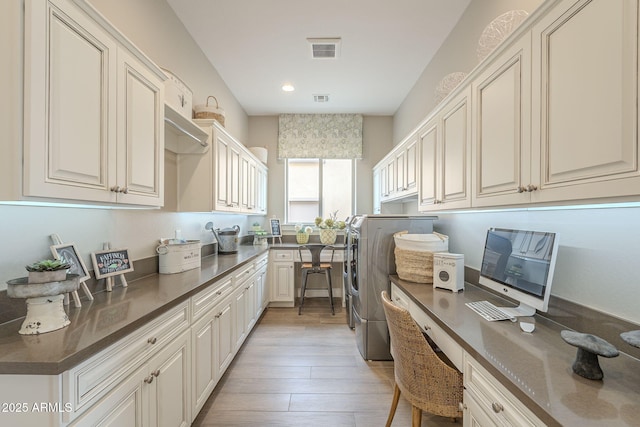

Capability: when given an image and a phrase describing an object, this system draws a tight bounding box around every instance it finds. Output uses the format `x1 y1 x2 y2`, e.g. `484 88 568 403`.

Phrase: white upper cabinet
178 119 268 214
531 0 640 204
472 32 532 207
22 0 165 207
418 86 471 211
375 132 419 204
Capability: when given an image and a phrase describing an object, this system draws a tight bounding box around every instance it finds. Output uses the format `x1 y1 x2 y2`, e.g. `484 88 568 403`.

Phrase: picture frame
91 248 134 279
270 218 282 238
51 243 90 283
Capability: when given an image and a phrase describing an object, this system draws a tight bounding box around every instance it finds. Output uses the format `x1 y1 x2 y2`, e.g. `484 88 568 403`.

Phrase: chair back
298 244 334 270
381 291 463 419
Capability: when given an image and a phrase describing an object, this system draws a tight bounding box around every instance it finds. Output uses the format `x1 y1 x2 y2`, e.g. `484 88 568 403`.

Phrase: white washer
433 253 464 292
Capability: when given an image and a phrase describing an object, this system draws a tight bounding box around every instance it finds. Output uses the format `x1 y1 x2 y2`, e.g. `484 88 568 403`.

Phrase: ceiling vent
313 94 330 103
308 38 341 59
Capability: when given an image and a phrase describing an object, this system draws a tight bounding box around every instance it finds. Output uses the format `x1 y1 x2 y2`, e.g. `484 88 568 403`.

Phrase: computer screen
479 228 559 317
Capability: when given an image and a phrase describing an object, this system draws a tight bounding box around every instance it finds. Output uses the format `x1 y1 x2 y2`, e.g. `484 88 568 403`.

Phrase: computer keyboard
465 300 517 322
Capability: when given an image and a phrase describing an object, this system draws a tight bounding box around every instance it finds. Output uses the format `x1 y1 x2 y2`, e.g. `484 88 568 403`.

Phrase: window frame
284 158 355 225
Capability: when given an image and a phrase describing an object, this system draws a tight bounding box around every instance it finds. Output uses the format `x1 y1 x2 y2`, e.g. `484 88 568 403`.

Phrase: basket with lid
393 231 448 283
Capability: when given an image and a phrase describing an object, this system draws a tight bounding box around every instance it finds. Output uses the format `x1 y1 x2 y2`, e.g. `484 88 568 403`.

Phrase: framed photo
270 218 282 237
51 243 90 282
91 248 134 279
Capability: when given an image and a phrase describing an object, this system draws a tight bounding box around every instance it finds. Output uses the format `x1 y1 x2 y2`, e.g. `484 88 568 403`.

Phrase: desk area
390 275 640 427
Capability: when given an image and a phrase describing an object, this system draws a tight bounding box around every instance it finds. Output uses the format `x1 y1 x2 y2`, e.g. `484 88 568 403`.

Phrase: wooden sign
91 248 134 279
270 218 282 237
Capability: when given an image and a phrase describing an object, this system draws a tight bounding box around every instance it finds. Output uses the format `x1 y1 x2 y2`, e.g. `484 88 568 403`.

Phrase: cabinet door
395 149 406 193
463 391 498 427
233 285 247 350
372 167 381 214
191 313 215 417
214 130 230 210
248 160 257 210
24 0 117 203
473 33 531 207
405 138 418 192
240 155 250 211
532 0 640 203
440 87 471 208
214 297 235 377
69 364 146 427
418 120 438 209
116 48 164 206
270 262 294 304
229 145 241 210
256 165 268 213
148 330 190 427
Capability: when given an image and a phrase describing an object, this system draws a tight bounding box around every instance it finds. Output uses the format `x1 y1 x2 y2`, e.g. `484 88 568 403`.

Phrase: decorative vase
320 228 337 245
296 232 309 244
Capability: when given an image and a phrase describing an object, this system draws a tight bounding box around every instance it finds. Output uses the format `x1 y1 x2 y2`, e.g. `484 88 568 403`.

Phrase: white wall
247 116 393 222
392 0 640 324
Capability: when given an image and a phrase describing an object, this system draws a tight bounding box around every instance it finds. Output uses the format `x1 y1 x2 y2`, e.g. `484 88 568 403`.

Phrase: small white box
433 252 464 292
157 240 201 274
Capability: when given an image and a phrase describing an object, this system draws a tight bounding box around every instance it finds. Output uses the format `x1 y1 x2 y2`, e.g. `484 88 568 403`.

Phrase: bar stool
298 244 335 315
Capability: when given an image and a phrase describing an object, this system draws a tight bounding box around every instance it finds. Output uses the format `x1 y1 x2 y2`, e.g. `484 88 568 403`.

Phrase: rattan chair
298 244 335 315
381 291 463 427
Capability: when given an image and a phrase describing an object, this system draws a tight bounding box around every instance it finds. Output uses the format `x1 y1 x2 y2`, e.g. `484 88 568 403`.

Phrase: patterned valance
278 114 363 159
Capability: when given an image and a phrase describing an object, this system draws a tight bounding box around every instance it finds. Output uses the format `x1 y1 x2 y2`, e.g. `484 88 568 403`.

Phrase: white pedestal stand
20 294 70 334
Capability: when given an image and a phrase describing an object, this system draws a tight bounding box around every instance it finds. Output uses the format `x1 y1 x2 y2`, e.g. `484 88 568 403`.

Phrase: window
286 158 353 224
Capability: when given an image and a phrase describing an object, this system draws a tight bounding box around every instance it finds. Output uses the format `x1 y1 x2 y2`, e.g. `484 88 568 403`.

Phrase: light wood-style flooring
192 298 460 426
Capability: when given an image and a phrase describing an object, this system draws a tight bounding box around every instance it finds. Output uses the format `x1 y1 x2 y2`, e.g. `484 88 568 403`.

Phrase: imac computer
479 228 559 317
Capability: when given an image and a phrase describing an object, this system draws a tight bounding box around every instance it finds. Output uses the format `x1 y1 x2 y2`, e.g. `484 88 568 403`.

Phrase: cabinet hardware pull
216 290 223 295
526 184 538 192
144 375 154 384
459 402 467 411
423 325 431 330
491 402 504 413
152 369 160 377
215 312 223 318
110 186 121 192
516 186 526 193
120 187 129 194
148 337 157 344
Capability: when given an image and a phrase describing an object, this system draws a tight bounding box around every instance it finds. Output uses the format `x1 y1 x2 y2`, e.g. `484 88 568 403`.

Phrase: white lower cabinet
269 250 295 307
463 353 544 427
191 292 234 418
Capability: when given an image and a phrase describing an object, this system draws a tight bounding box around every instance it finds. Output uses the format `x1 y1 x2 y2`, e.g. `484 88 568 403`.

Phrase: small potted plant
295 224 313 244
252 222 262 232
25 259 70 284
314 211 347 244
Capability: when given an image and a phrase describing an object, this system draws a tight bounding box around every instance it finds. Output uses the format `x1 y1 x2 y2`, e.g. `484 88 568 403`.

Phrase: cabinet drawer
255 253 269 270
409 304 463 372
271 250 293 261
191 277 233 321
63 301 190 420
233 262 256 285
390 284 411 310
464 354 542 426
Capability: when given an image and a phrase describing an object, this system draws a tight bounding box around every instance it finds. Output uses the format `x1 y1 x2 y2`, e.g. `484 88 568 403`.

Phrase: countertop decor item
91 244 133 291
295 224 313 244
25 259 70 283
561 330 619 380
620 330 640 348
7 274 79 335
434 72 468 104
314 211 346 245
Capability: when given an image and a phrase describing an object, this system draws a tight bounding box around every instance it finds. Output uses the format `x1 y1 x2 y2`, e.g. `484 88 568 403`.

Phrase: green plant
314 211 346 230
25 259 71 272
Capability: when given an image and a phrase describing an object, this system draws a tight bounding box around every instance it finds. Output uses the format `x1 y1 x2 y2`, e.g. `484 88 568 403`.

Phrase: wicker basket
194 95 225 126
394 247 435 284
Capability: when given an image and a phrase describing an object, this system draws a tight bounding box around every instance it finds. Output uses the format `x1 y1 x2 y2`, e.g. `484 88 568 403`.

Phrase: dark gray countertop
391 276 640 427
0 246 268 375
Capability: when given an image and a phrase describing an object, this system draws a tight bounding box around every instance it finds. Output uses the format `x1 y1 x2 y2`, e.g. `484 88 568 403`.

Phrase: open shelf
164 103 209 154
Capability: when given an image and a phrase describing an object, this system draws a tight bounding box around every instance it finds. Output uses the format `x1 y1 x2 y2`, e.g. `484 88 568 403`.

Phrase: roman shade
278 114 363 159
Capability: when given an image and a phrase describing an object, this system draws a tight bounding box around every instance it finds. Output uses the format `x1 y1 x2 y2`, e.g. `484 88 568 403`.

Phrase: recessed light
282 83 295 92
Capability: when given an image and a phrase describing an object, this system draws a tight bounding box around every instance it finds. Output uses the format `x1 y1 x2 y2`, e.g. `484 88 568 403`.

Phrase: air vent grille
313 94 330 103
308 38 341 59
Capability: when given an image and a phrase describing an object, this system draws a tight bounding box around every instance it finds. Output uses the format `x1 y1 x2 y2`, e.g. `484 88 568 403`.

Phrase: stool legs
385 384 401 427
326 269 334 315
299 270 308 315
